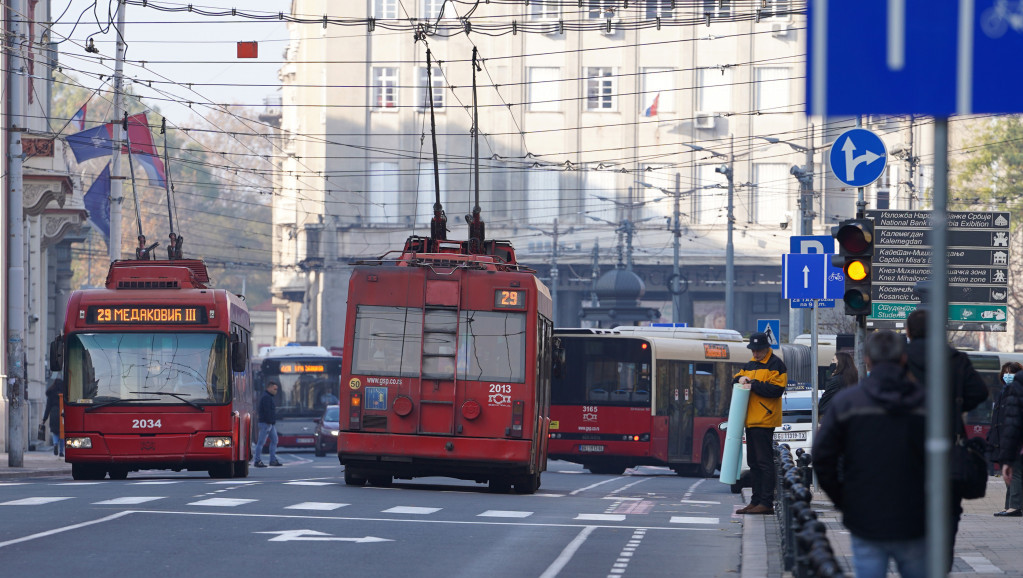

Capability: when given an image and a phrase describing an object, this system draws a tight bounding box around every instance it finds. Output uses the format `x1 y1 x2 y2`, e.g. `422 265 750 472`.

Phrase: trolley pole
109 1 126 261
671 173 682 324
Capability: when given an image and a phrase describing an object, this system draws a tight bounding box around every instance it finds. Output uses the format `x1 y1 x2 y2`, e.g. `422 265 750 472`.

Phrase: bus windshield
552 337 652 406
66 333 230 404
261 361 341 418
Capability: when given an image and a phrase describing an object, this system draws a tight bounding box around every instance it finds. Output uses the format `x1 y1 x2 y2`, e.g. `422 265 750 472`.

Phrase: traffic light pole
854 199 867 380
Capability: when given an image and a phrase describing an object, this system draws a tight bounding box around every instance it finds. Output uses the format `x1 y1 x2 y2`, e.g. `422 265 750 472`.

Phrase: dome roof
594 268 645 306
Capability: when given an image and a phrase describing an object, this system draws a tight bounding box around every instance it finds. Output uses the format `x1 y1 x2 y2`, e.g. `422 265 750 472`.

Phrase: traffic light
831 218 874 316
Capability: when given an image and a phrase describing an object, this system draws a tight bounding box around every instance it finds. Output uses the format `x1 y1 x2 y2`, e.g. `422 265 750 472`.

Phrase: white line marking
382 506 440 515
960 554 1002 574
93 497 164 505
1 497 73 506
602 497 641 501
188 498 256 507
284 481 337 486
285 502 349 511
54 482 104 486
531 493 562 498
670 516 719 525
131 481 181 485
0 511 133 549
207 480 260 485
538 526 596 578
478 510 533 518
575 514 626 522
0 483 28 486
679 500 719 505
570 477 620 496
605 478 650 497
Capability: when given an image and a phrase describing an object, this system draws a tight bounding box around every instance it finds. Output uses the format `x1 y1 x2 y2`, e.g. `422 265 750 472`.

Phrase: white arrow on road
255 529 393 543
842 137 884 182
802 265 810 289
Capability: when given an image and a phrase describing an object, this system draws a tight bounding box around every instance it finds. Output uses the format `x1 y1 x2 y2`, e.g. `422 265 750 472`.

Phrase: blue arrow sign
829 129 888 187
790 235 836 255
782 254 827 300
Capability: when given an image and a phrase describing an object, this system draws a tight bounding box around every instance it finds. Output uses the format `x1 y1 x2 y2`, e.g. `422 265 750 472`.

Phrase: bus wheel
488 477 512 493
108 467 129 480
587 463 625 475
368 475 393 487
699 433 721 478
208 463 234 479
514 472 541 494
233 460 249 478
72 463 105 481
344 468 367 486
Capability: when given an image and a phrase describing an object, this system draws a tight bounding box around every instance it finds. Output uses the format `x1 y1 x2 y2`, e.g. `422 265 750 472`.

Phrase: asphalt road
0 455 744 577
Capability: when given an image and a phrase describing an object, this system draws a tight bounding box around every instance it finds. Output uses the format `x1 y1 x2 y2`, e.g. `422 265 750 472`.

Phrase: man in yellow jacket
734 332 787 515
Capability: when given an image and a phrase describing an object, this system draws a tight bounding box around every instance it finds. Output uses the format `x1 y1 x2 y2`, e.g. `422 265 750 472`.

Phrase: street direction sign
782 254 844 301
757 319 781 350
829 129 887 187
790 235 835 255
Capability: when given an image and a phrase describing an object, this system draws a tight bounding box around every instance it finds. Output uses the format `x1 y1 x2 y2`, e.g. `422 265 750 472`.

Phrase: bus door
419 280 460 435
665 360 694 462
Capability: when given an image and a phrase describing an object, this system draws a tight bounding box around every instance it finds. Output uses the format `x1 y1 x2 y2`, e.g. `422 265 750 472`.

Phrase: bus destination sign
87 305 207 325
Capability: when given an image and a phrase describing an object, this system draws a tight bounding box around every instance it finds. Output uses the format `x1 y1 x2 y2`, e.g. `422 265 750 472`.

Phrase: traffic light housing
831 218 874 316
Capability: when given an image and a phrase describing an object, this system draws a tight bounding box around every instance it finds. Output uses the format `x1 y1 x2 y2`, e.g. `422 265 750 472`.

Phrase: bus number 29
132 419 162 429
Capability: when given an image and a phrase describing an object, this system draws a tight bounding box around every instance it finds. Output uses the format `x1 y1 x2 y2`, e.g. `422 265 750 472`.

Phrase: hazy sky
50 0 290 125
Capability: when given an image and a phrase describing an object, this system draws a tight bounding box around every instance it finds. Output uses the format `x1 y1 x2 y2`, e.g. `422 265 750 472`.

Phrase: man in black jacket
813 330 926 578
254 380 282 467
904 308 988 570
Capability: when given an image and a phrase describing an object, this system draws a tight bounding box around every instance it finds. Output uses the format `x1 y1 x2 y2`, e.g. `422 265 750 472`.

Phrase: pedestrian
818 351 858 420
813 330 926 578
904 308 988 571
254 380 282 467
41 379 64 458
987 361 1023 517
734 331 787 515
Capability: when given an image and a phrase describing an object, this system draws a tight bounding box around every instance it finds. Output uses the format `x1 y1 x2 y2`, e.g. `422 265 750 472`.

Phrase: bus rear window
351 306 423 377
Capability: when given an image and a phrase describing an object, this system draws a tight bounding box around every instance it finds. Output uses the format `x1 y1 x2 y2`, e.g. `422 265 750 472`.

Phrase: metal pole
672 173 682 324
109 1 126 262
726 136 735 329
551 218 559 325
626 187 634 271
853 116 867 380
6 0 26 466
811 300 819 492
926 118 952 578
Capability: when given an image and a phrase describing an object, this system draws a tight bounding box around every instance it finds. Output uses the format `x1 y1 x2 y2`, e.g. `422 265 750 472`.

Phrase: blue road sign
807 0 1023 116
757 319 781 350
791 299 836 309
782 254 827 300
829 129 887 187
825 261 844 300
790 235 835 255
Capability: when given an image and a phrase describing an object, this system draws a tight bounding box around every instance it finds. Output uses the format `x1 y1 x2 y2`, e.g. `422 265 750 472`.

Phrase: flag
65 113 166 187
84 163 111 246
644 93 660 117
71 103 87 131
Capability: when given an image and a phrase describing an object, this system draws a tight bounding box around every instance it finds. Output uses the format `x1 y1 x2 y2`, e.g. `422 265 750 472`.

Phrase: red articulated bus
51 259 253 480
337 235 554 493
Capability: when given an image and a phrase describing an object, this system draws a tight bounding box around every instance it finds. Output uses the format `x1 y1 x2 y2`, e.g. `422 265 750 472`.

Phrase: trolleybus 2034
50 259 253 480
337 236 554 493
253 345 342 450
549 326 813 477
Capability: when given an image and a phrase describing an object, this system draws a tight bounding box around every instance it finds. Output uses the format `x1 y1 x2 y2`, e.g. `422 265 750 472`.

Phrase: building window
585 67 616 111
374 0 397 19
583 169 617 223
529 0 559 20
369 162 400 224
751 292 781 314
417 162 448 224
527 169 560 224
761 0 791 20
753 163 790 225
587 0 616 19
641 68 674 115
755 67 790 113
697 67 732 113
417 66 444 110
646 0 673 18
422 0 453 19
528 67 560 112
695 164 726 225
703 0 731 18
373 67 398 110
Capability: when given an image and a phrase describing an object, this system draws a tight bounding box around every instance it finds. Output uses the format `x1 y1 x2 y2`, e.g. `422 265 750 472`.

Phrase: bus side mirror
231 337 248 373
552 337 566 379
49 336 63 372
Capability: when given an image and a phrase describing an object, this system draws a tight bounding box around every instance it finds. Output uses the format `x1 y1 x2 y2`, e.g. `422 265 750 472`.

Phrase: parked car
314 405 340 457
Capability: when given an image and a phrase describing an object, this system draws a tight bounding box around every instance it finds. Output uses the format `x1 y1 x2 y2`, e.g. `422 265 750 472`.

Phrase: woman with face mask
988 361 1023 516
818 351 858 422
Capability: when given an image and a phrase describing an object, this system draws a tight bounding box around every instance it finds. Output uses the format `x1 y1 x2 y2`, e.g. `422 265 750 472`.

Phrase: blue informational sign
757 319 781 350
825 262 845 300
829 129 887 187
782 254 826 300
790 235 836 255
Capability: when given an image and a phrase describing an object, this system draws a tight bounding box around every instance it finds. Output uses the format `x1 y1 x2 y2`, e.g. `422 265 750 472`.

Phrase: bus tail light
350 392 363 430
509 400 524 438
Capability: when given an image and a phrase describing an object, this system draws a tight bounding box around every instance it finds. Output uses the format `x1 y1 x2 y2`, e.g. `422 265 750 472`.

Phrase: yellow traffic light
845 259 869 282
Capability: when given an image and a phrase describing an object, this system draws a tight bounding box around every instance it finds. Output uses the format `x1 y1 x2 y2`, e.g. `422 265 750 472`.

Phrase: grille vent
117 280 180 289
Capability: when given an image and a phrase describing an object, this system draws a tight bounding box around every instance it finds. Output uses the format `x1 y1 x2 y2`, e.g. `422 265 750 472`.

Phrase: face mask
828 363 837 374
1005 374 1015 385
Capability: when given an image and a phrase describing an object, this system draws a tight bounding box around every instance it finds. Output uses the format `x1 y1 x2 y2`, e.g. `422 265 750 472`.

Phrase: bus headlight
330 430 339 436
203 436 233 448
66 437 92 449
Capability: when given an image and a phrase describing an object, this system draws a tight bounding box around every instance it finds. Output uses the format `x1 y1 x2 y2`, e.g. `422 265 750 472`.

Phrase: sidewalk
742 477 1023 577
0 447 72 479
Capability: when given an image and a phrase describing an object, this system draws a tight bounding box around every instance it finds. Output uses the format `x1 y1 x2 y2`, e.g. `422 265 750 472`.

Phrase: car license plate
297 438 315 444
773 432 806 441
579 444 605 453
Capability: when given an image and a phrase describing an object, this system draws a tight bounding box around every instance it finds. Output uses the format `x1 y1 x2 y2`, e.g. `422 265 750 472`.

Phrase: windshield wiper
85 397 161 412
129 391 206 412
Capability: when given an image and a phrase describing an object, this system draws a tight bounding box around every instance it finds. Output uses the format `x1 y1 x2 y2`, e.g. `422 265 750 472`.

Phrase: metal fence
775 443 845 577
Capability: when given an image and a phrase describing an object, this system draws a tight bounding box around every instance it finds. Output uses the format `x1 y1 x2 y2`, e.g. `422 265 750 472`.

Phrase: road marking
255 529 391 543
208 480 260 485
131 481 181 485
679 500 719 505
54 482 104 486
681 478 706 501
285 481 337 486
575 514 626 522
93 496 164 505
0 483 28 486
188 498 257 507
960 554 1002 574
382 506 440 515
0 497 73 506
570 477 620 496
0 511 132 549
285 502 349 511
670 516 719 525
539 525 596 578
606 528 646 578
478 510 533 518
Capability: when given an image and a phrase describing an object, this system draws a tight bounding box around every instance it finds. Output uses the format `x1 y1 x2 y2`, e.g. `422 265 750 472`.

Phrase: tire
108 467 129 480
587 463 626 475
489 477 512 493
699 433 721 478
314 438 326 458
368 475 393 488
344 468 367 486
513 472 541 494
208 462 234 479
233 460 250 478
72 463 105 480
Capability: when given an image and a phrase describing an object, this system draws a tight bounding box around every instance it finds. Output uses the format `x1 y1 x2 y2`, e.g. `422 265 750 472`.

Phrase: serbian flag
83 163 112 245
66 113 166 187
71 103 87 131
644 93 660 117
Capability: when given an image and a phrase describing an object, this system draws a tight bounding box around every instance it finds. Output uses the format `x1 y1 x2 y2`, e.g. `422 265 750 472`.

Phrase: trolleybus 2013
50 259 253 480
253 345 342 451
549 326 813 477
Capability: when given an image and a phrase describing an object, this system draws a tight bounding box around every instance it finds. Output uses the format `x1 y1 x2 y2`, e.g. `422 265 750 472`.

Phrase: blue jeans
850 534 926 578
51 432 63 455
254 422 278 463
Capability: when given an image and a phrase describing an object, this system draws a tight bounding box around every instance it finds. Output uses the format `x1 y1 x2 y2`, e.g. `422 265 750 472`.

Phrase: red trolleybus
549 326 813 477
51 259 253 480
253 345 342 450
337 236 554 493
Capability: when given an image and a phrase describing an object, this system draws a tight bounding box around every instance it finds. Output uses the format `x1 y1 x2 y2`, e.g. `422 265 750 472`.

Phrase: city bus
337 235 553 493
253 345 342 450
549 326 814 476
51 259 253 480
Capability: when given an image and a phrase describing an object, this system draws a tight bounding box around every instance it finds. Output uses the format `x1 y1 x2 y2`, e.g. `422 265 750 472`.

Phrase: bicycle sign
781 254 845 300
